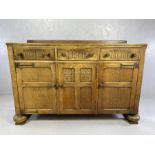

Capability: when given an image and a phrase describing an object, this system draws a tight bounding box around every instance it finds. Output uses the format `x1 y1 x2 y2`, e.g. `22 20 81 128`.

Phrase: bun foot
13 115 30 125
123 114 140 124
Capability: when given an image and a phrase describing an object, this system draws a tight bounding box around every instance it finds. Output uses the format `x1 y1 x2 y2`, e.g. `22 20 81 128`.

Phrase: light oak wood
98 61 139 114
57 63 97 114
6 40 147 124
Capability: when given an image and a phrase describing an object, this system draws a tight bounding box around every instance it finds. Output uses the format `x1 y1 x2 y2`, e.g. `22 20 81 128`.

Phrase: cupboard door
16 62 57 114
98 62 139 114
58 63 97 114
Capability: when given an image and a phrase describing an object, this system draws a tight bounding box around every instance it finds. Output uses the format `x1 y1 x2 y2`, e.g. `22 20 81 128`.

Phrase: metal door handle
49 83 56 88
120 63 139 68
15 63 34 68
55 83 59 89
98 82 104 88
58 83 63 88
55 83 63 89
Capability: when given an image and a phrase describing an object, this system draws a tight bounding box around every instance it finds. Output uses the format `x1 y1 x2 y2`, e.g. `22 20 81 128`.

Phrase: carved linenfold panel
14 47 55 60
80 68 92 82
63 68 75 82
100 48 140 60
57 48 99 60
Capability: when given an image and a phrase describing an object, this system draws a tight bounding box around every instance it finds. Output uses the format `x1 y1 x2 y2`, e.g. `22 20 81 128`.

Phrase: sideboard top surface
27 40 128 44
6 42 147 48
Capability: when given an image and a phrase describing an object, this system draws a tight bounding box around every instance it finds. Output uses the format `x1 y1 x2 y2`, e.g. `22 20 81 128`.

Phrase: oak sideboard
6 40 147 125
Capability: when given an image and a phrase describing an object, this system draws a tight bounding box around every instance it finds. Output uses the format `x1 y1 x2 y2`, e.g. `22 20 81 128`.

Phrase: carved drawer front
57 48 99 60
14 47 55 60
100 48 140 60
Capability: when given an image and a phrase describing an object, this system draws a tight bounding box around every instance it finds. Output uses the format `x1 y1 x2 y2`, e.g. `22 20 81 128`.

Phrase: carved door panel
16 62 57 114
98 62 139 113
58 63 97 114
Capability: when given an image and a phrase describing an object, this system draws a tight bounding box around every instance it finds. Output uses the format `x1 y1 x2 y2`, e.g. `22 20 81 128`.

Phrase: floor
0 95 155 135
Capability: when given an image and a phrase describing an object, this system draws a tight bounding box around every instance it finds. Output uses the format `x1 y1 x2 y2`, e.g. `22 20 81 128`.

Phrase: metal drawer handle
17 53 24 59
61 52 67 57
46 53 51 58
103 53 110 58
86 53 94 58
130 53 136 58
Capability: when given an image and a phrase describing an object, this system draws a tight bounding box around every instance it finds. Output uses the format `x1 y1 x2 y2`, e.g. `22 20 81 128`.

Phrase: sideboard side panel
134 47 147 113
7 45 21 115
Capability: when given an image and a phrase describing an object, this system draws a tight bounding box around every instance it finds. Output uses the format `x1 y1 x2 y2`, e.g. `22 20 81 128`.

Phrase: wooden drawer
100 48 140 60
57 48 99 60
14 47 55 60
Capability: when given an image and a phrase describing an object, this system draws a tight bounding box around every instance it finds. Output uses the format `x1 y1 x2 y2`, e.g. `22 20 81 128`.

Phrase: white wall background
0 19 154 97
